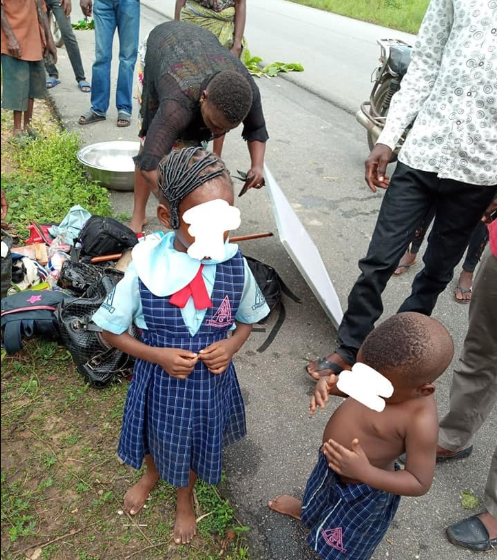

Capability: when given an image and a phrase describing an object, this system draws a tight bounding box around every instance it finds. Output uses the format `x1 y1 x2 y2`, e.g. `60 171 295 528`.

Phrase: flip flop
78 80 91 93
46 77 60 89
79 111 106 125
454 285 472 303
393 262 415 276
117 112 131 128
305 357 343 379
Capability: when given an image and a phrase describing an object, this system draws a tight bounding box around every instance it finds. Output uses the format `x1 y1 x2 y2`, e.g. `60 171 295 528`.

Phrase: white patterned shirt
378 0 497 186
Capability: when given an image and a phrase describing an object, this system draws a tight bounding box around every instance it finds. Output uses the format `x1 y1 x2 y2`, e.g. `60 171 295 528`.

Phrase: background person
1 0 57 137
45 0 90 92
78 0 139 127
174 0 246 58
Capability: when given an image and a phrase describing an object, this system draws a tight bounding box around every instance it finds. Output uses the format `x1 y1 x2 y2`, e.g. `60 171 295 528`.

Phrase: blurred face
158 179 235 254
200 92 240 138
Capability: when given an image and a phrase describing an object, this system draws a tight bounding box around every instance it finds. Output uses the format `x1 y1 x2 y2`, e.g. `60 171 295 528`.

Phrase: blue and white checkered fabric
301 449 401 560
118 251 247 487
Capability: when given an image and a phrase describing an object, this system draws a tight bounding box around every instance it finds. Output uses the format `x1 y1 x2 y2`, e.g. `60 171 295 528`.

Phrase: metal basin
77 141 139 192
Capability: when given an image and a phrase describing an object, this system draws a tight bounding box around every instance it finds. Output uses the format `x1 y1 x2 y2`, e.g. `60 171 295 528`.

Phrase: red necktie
169 264 213 310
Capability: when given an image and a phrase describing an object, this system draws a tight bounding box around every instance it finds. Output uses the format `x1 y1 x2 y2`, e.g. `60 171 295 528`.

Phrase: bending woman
130 21 268 233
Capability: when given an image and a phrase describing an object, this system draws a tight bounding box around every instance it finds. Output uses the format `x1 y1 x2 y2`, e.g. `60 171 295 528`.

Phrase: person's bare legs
174 470 197 545
124 454 160 515
454 269 473 302
23 98 34 132
268 495 302 521
13 111 23 135
394 248 417 275
129 166 150 233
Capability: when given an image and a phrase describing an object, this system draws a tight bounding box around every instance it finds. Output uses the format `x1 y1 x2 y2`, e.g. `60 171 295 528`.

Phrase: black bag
1 289 74 354
245 256 301 352
55 271 140 388
57 260 105 295
76 216 138 258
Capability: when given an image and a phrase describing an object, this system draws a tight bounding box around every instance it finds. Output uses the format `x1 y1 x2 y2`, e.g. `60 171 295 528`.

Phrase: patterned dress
117 251 247 487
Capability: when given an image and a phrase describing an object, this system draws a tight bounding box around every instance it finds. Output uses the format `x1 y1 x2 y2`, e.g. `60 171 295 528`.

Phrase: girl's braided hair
158 147 230 229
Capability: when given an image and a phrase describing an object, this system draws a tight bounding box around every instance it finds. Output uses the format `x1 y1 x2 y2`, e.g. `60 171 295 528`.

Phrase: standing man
45 0 91 92
306 0 497 378
78 0 139 127
440 210 497 552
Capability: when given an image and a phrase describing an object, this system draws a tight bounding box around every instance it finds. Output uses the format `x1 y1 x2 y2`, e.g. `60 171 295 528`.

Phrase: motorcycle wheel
50 12 64 48
367 79 398 163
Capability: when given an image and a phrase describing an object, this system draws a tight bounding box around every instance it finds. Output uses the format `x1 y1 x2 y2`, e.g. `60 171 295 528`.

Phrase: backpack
245 256 301 352
76 216 138 258
55 271 140 388
1 289 74 354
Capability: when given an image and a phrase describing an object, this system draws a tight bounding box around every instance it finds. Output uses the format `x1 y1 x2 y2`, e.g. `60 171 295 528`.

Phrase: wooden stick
231 232 273 242
90 253 123 263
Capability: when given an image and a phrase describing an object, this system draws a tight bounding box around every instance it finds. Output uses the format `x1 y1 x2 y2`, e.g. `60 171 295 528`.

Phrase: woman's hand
230 43 242 58
199 339 236 374
156 348 198 379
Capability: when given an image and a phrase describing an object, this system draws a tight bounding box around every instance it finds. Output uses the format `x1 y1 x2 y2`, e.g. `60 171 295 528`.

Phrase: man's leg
115 0 140 118
333 163 437 365
49 0 87 83
90 0 116 116
438 247 497 451
398 181 496 315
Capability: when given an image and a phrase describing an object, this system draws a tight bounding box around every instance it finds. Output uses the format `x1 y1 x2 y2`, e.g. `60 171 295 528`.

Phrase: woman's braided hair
158 147 229 229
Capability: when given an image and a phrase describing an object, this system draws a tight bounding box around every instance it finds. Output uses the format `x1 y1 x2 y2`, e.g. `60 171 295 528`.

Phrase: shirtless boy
269 312 454 559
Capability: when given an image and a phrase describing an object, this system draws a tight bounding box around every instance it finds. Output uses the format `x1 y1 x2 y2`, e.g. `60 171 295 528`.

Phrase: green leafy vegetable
72 18 95 30
242 49 304 78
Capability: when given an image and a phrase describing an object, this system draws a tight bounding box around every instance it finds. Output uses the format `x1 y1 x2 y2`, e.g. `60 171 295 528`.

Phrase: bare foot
478 511 497 540
305 352 349 381
454 270 473 302
173 493 197 544
123 470 159 515
268 495 302 521
129 216 148 234
394 250 416 276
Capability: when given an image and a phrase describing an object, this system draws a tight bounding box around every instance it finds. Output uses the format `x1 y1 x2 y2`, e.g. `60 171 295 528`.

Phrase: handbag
55 271 140 388
76 216 138 258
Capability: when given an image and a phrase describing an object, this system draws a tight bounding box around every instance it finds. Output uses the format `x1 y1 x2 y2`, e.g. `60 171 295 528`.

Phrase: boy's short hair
360 312 454 388
206 70 253 124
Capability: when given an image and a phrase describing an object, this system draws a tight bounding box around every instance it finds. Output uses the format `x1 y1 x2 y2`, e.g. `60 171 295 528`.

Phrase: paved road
141 0 415 114
48 3 495 559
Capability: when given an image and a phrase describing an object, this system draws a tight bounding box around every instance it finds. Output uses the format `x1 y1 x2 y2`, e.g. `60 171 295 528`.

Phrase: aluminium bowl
77 141 140 192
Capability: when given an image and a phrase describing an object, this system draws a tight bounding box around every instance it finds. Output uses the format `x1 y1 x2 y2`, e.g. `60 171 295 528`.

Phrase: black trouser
408 207 489 273
336 162 496 365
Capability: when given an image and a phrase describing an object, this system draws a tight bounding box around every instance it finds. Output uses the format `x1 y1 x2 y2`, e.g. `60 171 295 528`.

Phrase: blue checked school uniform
301 449 401 560
92 233 269 488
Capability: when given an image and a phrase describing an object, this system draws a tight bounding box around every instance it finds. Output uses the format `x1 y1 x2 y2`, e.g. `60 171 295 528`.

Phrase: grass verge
285 0 429 34
1 102 250 559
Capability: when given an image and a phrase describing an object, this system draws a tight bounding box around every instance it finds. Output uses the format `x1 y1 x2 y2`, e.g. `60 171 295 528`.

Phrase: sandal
46 77 60 89
393 262 414 276
79 111 106 125
305 357 343 379
117 112 131 128
78 80 91 93
454 285 472 303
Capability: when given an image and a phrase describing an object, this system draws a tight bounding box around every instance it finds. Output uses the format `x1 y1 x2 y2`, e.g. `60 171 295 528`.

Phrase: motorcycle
356 38 412 160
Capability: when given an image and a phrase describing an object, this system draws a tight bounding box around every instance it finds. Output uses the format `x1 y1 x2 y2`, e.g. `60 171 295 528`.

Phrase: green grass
286 0 429 34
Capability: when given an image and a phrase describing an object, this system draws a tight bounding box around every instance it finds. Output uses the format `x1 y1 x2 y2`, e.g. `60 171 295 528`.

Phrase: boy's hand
80 0 92 17
309 375 338 415
323 438 371 480
199 339 236 374
7 36 22 58
156 348 198 379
